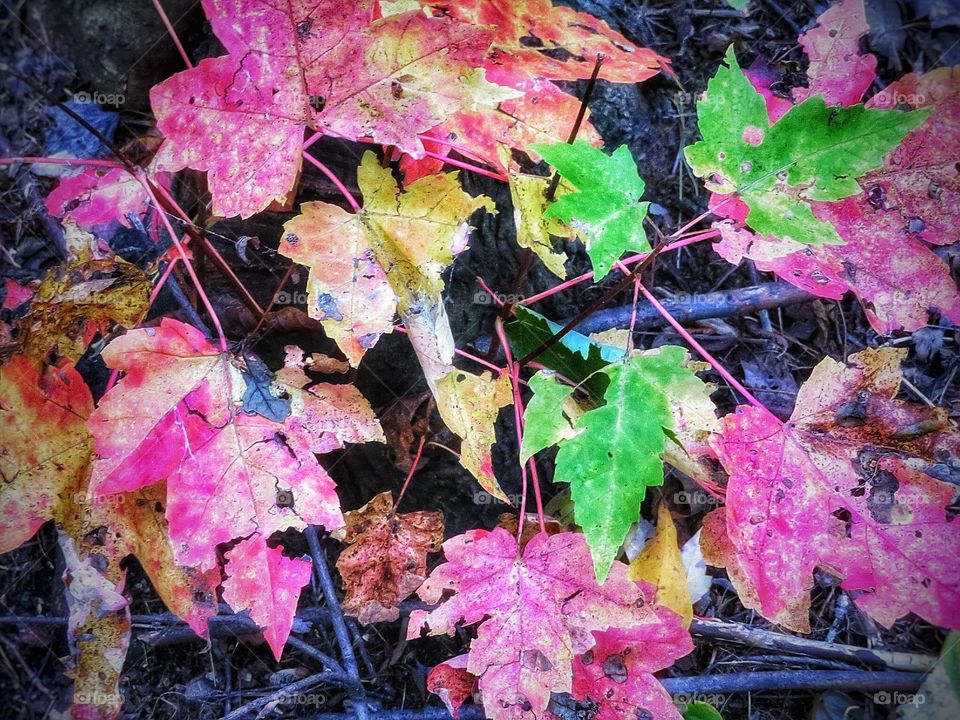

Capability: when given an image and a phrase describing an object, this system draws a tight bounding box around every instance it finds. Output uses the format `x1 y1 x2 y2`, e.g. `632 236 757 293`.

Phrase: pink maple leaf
44 167 152 229
703 348 960 633
150 0 504 218
222 534 313 660
792 0 877 106
409 529 690 720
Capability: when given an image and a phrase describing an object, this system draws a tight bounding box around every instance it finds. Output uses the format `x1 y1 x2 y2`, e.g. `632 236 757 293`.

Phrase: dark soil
0 0 957 719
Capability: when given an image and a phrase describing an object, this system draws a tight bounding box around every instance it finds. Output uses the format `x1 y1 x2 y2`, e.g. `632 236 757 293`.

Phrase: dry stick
544 53 605 202
304 526 369 720
660 669 924 695
566 281 813 334
689 618 937 673
285 636 348 677
218 670 355 720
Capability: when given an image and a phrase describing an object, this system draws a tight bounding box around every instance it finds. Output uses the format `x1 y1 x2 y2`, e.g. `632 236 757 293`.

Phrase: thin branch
304 526 369 720
660 669 924 695
566 282 812 334
690 618 938 673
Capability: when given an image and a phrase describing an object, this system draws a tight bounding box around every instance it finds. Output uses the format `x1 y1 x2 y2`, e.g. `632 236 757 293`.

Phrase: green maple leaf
684 47 931 244
530 141 650 280
523 347 711 581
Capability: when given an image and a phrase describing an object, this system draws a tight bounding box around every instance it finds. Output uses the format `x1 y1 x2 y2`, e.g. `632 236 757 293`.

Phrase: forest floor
0 0 958 719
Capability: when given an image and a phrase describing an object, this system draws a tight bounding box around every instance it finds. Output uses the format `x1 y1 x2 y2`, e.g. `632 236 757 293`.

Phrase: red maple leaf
703 348 960 633
87 319 383 656
150 0 505 218
409 528 690 720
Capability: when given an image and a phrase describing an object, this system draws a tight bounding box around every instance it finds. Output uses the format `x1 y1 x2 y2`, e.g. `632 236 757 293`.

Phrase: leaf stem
392 435 426 517
137 174 229 351
302 151 361 212
149 0 193 69
634 279 776 418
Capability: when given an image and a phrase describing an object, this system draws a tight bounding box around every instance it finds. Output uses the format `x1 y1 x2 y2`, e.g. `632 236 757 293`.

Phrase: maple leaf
222 534 313 660
501 145 574 277
684 47 929 245
150 1 508 217
0 356 217 717
421 0 668 83
507 305 624 401
280 152 494 366
629 504 694 629
89 319 382 572
792 0 877 107
523 347 714 581
0 357 93 553
702 347 960 633
335 491 443 623
44 167 154 230
409 528 688 720
412 65 603 176
16 258 150 363
426 655 477 719
546 626 690 720
434 370 513 499
532 141 651 280
709 63 960 333
862 66 960 245
280 155 509 496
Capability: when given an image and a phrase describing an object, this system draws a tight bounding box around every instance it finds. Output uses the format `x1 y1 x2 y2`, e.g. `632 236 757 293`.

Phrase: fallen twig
690 618 938 673
568 282 812 334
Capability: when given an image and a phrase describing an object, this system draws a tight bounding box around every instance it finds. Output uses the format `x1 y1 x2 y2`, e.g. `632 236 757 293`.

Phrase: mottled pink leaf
863 66 960 245
792 0 877 106
703 348 960 633
222 534 313 661
89 319 382 573
151 0 506 218
408 529 689 720
44 168 151 229
547 626 689 720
